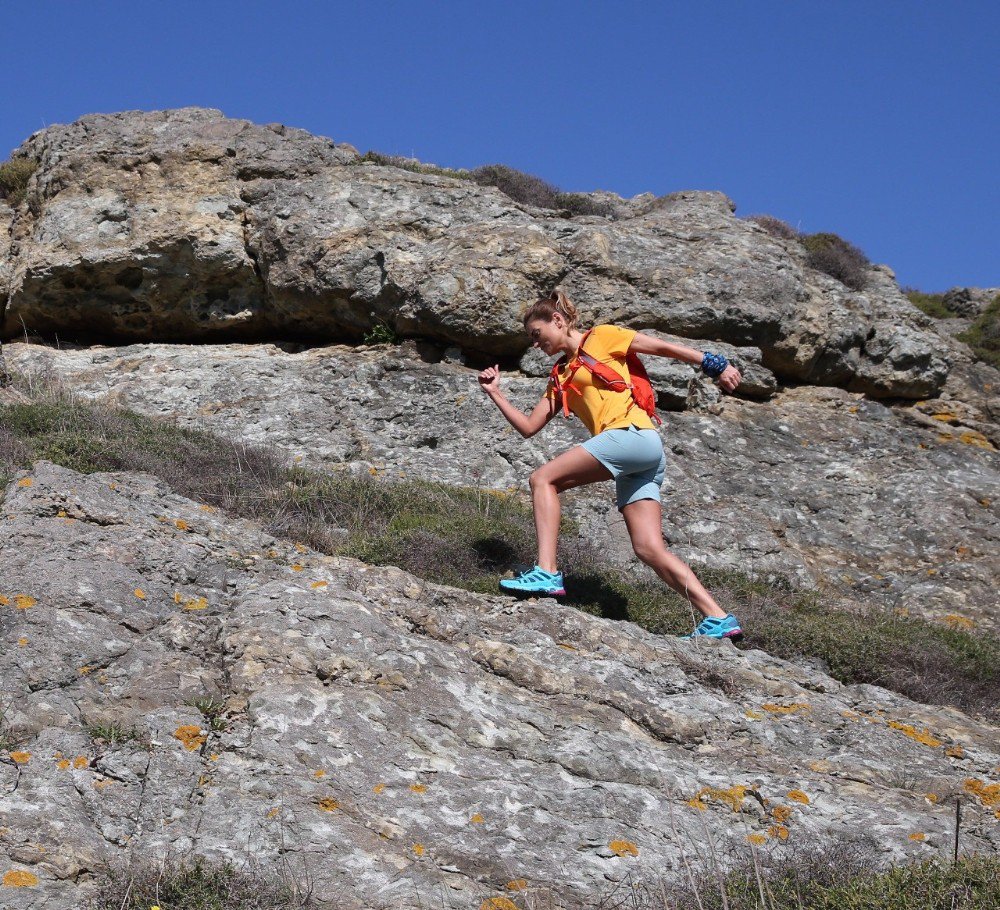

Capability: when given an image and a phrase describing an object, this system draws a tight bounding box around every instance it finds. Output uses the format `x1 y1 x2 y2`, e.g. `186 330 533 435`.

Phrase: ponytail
522 288 579 328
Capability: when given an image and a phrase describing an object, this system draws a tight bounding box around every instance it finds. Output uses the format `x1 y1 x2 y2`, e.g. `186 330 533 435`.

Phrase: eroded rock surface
0 107 964 398
1 462 998 909
6 341 999 632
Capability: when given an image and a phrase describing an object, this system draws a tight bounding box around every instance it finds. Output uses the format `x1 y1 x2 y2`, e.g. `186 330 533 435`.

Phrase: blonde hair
522 288 579 328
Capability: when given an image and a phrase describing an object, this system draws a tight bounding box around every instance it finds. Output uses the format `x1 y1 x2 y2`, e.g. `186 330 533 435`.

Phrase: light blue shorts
581 426 667 510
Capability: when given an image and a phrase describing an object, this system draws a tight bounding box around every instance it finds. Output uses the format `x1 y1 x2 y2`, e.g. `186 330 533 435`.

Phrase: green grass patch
957 294 1000 370
85 856 310 910
666 851 1000 910
0 156 36 206
3 383 998 721
904 288 957 319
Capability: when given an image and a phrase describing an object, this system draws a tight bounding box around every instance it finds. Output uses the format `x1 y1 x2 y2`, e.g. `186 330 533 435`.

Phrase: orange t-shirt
546 324 656 436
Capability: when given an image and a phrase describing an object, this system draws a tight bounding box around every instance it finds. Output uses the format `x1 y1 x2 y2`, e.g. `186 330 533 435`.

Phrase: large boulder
1 108 954 398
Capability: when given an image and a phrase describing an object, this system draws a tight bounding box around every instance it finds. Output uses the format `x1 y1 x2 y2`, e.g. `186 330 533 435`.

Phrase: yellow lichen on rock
943 614 975 630
481 899 518 910
373 783 386 795
694 785 748 812
964 778 1000 808
173 725 206 751
409 783 428 794
470 813 484 823
771 805 793 823
747 834 768 845
10 751 31 764
506 879 528 891
412 843 425 856
762 703 811 715
317 798 339 812
887 721 942 748
787 790 810 804
767 824 789 840
909 832 926 841
14 594 36 610
608 840 639 857
2 869 39 887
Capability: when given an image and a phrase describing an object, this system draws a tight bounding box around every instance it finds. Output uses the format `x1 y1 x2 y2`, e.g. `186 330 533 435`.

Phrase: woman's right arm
478 365 558 438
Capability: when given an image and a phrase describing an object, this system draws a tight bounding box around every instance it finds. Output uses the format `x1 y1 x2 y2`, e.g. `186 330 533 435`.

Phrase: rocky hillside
0 109 998 907
1 462 998 909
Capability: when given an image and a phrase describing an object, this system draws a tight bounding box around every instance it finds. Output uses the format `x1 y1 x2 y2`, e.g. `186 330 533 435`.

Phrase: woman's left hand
717 364 742 393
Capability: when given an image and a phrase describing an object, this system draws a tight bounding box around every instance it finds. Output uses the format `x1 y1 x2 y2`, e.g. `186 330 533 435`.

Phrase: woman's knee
631 537 664 566
529 468 552 493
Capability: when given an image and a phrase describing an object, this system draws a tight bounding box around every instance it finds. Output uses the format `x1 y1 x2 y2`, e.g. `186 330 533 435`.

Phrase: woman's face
525 316 565 356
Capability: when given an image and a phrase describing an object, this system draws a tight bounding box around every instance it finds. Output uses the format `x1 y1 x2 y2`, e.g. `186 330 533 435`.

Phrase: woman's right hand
478 364 501 395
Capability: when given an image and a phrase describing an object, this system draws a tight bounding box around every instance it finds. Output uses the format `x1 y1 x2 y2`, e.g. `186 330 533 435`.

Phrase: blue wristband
701 352 729 378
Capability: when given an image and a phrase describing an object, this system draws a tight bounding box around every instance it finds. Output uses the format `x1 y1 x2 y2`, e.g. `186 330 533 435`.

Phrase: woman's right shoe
499 566 566 597
680 614 744 641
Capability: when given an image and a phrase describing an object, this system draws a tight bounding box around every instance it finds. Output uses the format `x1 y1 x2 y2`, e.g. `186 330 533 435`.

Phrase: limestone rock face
2 462 998 909
7 341 999 633
0 107 958 398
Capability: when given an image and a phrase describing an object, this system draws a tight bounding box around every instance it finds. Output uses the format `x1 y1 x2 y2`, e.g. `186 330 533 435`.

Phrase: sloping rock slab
1 462 998 908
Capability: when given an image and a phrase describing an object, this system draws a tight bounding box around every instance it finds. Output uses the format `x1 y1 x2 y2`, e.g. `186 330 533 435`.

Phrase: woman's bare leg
529 447 612 573
621 498 727 619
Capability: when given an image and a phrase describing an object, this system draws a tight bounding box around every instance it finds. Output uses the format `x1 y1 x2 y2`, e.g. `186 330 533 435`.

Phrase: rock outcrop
2 462 998 909
0 107 962 398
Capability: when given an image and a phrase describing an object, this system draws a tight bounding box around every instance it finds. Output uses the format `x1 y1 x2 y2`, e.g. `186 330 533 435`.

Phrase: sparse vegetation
85 856 311 910
0 156 37 206
87 721 144 747
903 287 957 319
745 214 798 241
800 231 871 291
470 163 616 217
957 294 1000 370
355 149 472 181
356 150 615 217
3 377 998 722
659 847 1000 910
187 696 229 732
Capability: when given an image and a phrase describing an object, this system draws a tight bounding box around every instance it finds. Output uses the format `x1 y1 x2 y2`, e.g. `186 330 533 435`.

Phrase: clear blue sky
5 1 998 291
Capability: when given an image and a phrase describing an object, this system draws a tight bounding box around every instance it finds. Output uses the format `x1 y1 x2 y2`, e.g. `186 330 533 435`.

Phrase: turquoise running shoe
680 614 744 642
499 566 566 597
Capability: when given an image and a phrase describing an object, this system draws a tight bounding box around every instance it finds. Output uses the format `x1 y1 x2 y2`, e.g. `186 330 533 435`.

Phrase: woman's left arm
628 332 742 393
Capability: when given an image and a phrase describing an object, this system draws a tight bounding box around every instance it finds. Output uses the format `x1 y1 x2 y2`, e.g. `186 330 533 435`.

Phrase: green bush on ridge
2 382 998 722
0 156 37 206
957 294 1000 370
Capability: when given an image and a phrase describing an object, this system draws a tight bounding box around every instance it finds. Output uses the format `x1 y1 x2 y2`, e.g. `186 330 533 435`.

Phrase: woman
478 289 744 640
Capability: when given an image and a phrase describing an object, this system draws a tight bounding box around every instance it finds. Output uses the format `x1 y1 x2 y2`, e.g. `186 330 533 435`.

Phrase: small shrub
801 231 870 291
85 855 310 910
903 287 956 319
957 294 1000 370
471 163 614 217
0 156 37 206
355 150 471 181
745 214 798 240
362 319 399 345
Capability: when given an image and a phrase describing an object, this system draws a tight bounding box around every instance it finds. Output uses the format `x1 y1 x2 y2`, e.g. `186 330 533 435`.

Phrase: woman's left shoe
499 566 566 597
680 614 743 641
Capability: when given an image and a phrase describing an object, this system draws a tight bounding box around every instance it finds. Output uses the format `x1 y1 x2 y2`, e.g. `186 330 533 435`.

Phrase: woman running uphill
478 289 745 640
